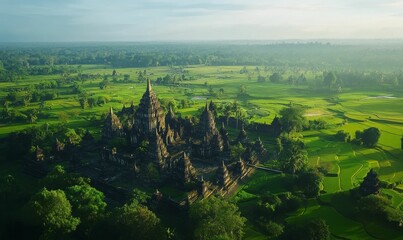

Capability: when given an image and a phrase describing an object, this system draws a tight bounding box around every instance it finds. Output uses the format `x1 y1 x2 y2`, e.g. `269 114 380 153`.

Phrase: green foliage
257 75 266 82
361 127 381 147
324 72 337 88
28 188 80 237
113 201 165 240
258 192 282 217
297 168 323 198
99 79 110 89
278 136 308 174
42 165 90 190
0 174 19 201
359 169 380 196
307 119 327 130
279 106 306 132
354 127 381 147
189 196 246 240
257 219 284 239
305 219 331 240
357 194 402 225
129 189 150 206
146 163 160 181
269 72 282 83
66 183 107 224
230 142 246 160
64 128 82 144
335 130 351 142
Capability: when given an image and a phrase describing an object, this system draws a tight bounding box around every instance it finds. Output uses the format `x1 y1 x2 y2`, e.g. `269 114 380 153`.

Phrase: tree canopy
361 127 381 147
297 168 323 197
359 169 380 196
66 183 107 224
113 201 165 240
28 188 80 238
278 137 308 174
279 106 306 132
189 196 246 240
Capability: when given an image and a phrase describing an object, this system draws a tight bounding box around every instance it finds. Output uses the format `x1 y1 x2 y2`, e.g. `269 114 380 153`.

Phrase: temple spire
109 106 114 115
147 78 152 92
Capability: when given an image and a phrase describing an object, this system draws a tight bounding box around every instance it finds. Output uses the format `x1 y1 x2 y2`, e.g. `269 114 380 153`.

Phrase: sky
1 0 403 42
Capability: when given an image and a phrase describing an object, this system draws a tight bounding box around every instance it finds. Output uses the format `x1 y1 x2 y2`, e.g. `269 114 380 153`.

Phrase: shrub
335 130 350 142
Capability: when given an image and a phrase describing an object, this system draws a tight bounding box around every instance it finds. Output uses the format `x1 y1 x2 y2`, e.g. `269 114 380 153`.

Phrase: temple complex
100 80 266 203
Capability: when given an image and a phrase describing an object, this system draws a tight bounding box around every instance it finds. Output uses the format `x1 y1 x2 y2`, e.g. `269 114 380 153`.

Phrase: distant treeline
2 42 403 80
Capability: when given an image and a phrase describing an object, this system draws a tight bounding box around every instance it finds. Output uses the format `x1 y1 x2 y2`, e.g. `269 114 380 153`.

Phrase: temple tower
102 107 123 140
177 152 197 184
216 161 231 188
134 79 166 135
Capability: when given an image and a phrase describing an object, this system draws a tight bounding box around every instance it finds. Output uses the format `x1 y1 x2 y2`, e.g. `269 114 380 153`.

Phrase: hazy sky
1 0 403 42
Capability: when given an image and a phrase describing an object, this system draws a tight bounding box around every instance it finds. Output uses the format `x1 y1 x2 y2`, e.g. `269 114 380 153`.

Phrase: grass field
1 64 402 239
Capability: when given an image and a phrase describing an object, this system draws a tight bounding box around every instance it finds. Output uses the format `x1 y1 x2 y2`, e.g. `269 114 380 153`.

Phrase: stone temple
101 79 264 203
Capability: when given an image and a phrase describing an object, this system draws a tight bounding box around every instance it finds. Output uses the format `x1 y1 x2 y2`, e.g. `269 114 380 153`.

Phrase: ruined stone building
101 79 267 201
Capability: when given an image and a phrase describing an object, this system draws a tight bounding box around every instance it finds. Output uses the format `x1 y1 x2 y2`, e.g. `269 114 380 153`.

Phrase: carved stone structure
237 125 248 146
100 80 265 203
131 79 166 143
253 137 267 160
176 152 197 184
102 107 123 140
216 161 231 189
148 129 169 169
35 146 45 161
193 102 224 160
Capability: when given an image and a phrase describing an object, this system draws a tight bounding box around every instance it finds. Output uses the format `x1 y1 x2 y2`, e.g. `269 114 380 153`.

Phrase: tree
64 128 82 145
298 168 323 197
279 106 306 132
129 189 150 206
113 201 165 240
357 194 402 224
361 127 381 147
240 66 248 74
324 72 336 89
279 138 307 174
28 188 80 238
99 79 110 89
259 220 284 239
189 196 246 240
335 130 350 142
42 165 89 190
257 75 266 82
231 142 246 160
66 183 107 225
238 85 247 96
297 73 307 85
269 72 282 83
274 137 283 159
359 169 380 196
305 219 330 240
78 94 88 109
288 75 296 85
219 88 225 95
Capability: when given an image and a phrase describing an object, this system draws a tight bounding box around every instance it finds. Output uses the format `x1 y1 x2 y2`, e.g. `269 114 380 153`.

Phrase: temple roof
148 129 169 165
104 107 122 131
237 125 248 142
134 79 166 133
199 101 218 136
